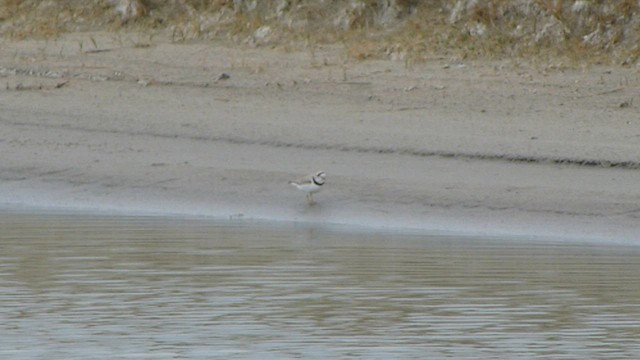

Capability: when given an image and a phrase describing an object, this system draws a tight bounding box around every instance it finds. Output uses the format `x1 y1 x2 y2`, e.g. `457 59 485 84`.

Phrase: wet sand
1 32 639 241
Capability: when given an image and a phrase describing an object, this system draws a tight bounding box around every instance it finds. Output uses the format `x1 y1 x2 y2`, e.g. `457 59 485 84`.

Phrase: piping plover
289 171 326 205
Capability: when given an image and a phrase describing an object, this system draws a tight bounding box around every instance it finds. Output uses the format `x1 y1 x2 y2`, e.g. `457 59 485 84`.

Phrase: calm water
1 210 639 359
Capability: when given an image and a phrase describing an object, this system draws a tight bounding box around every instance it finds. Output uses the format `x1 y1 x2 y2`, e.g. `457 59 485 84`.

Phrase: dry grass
1 0 639 66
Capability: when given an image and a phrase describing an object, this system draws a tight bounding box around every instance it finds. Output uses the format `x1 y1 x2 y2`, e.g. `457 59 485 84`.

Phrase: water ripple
1 211 639 359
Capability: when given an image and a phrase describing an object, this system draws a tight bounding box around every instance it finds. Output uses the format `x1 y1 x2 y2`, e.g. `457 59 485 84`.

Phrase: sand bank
1 33 639 241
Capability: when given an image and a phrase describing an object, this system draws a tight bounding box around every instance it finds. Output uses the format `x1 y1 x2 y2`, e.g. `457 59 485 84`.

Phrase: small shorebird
289 171 326 205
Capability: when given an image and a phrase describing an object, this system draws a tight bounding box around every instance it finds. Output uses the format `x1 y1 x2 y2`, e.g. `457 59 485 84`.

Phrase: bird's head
313 171 326 185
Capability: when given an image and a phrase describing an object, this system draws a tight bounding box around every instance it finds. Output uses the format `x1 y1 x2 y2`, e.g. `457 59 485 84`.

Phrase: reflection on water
1 210 639 359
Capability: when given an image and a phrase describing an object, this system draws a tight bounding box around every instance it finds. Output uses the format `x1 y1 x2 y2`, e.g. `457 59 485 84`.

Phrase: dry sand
1 32 639 241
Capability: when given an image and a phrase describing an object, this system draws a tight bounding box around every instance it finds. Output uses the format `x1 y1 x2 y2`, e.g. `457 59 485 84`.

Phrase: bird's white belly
296 183 321 193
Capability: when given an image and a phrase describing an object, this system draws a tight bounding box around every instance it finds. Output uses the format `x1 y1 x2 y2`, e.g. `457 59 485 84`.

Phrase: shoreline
1 32 639 243
1 174 638 244
0 199 638 246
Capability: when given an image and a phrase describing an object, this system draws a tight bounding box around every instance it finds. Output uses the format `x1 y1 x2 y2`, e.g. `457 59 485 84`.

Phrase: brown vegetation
1 0 639 65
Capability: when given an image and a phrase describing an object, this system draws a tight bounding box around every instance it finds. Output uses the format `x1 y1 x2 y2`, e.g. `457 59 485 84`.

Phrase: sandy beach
1 32 639 241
